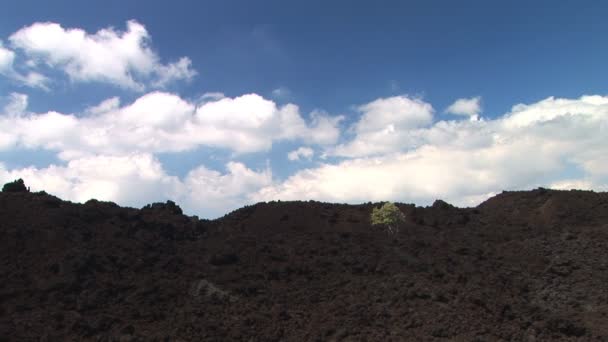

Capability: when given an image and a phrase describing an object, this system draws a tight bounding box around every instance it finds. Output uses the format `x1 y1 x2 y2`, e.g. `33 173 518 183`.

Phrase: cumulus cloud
0 154 270 218
181 161 272 216
355 95 434 132
445 96 482 120
8 20 196 90
190 94 342 153
0 41 49 89
0 42 15 73
502 95 608 128
276 106 344 146
0 91 343 157
255 94 608 207
330 95 433 157
0 154 178 204
255 148 510 206
288 147 314 161
1 91 607 217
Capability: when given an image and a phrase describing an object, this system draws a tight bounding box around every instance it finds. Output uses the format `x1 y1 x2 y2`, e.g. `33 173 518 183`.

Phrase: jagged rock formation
0 181 607 341
1 179 28 193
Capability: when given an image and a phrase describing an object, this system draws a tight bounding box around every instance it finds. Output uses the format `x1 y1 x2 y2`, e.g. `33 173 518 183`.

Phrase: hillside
0 181 607 341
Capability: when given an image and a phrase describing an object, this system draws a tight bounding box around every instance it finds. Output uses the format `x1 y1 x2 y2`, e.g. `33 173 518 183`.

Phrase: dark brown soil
1 182 607 341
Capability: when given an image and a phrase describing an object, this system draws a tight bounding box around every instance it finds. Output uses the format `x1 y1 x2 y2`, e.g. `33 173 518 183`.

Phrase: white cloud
0 154 270 218
2 84 607 217
193 93 278 152
503 95 608 128
255 94 608 207
9 20 196 90
309 111 345 145
0 154 179 204
181 161 272 216
0 93 29 148
445 96 482 119
549 179 597 191
255 145 553 206
0 41 49 89
276 106 344 146
153 57 196 88
85 97 121 115
355 95 434 133
330 95 433 157
3 92 28 115
192 95 342 153
0 42 15 73
288 147 314 161
0 91 343 157
17 71 50 89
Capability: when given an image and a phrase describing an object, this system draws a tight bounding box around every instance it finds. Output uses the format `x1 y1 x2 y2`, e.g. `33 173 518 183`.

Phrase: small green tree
371 202 406 234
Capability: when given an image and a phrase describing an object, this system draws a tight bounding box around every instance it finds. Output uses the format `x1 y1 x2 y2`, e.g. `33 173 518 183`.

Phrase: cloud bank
2 91 607 217
255 95 608 207
0 92 343 158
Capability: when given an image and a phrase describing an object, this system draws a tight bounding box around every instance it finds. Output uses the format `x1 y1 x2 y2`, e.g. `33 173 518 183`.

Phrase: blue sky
1 0 607 218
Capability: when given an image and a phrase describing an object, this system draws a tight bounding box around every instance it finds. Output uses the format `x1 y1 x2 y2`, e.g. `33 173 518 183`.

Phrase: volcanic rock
0 181 607 341
1 178 28 193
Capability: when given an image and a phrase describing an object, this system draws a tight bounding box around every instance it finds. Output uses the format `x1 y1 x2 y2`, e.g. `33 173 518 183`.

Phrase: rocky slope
0 180 607 341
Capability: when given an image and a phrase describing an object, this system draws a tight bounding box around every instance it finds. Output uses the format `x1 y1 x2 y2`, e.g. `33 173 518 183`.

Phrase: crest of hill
478 188 608 226
3 179 607 230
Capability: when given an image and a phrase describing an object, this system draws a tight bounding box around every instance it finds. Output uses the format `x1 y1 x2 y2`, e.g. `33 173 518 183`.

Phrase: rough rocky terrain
0 180 607 341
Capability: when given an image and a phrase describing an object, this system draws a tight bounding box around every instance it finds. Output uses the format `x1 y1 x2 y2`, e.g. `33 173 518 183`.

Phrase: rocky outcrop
1 178 28 193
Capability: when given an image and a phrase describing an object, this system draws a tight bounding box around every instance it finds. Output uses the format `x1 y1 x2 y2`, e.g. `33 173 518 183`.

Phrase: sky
0 0 607 218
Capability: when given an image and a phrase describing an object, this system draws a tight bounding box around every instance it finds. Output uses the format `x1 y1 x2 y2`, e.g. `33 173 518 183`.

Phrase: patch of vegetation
371 202 406 234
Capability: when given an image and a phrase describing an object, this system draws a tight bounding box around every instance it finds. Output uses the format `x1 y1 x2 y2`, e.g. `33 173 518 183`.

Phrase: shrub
371 202 406 234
